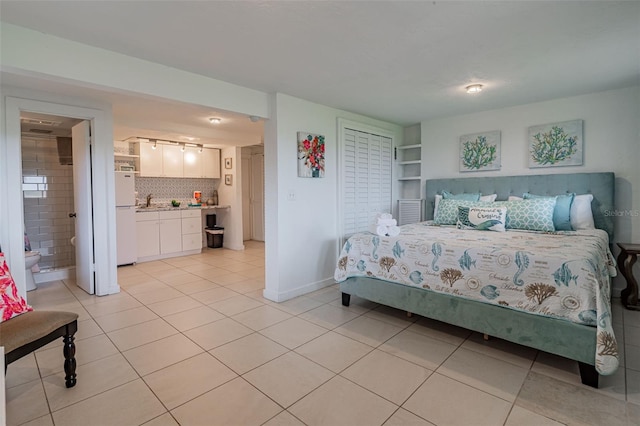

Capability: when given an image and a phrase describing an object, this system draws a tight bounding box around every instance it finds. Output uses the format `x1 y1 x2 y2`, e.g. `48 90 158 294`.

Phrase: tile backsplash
135 177 219 205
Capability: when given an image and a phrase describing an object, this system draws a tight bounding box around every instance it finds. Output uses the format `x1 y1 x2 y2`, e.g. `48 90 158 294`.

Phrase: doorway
3 96 117 297
20 112 81 282
241 145 265 242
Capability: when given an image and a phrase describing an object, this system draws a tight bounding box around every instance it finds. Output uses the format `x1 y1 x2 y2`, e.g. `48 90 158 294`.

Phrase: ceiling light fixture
465 84 483 94
249 115 260 123
151 139 157 150
180 142 186 152
198 144 203 153
209 117 221 124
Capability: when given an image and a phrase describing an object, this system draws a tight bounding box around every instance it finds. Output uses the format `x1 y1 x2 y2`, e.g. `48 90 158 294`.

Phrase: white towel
370 224 388 236
378 213 393 221
377 218 397 227
386 225 401 237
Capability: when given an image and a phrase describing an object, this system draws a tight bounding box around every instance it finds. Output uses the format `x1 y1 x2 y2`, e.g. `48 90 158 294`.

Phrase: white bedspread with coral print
334 223 618 375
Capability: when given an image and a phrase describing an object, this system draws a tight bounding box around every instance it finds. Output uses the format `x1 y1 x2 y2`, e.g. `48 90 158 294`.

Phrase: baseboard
263 277 335 302
34 267 74 284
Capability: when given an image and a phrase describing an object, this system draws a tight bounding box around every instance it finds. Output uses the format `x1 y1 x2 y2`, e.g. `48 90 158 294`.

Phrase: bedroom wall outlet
287 190 296 201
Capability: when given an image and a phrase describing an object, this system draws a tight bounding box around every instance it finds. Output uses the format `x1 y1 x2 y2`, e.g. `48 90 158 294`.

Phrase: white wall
421 86 640 293
217 146 244 250
263 93 403 302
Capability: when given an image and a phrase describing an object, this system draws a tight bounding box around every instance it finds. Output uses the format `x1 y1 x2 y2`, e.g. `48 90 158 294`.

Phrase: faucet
146 194 152 207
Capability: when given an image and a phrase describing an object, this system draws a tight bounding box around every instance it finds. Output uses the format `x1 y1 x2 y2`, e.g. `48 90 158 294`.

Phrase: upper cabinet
183 146 221 178
137 141 221 178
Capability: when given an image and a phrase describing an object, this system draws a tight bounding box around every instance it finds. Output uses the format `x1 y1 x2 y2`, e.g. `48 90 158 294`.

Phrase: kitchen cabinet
139 143 183 177
136 209 204 262
201 148 221 178
140 141 220 178
114 140 140 172
181 209 203 251
139 143 163 177
136 211 160 258
159 210 182 254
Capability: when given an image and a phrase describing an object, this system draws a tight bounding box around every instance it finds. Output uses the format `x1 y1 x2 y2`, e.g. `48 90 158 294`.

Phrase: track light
180 142 185 152
465 84 483 94
198 144 203 153
151 139 157 150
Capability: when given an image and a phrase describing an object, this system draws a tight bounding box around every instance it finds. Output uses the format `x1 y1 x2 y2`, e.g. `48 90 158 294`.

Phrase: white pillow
480 194 497 202
433 194 442 218
508 195 523 201
434 193 497 218
570 194 595 230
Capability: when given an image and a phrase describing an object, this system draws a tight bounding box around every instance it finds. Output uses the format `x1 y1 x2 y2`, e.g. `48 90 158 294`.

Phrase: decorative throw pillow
0 253 33 322
570 194 595 230
434 192 492 219
500 198 557 232
523 192 575 231
457 206 507 232
434 199 480 225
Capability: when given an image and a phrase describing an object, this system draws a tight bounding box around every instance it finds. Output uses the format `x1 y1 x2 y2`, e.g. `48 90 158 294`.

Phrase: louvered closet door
342 128 393 239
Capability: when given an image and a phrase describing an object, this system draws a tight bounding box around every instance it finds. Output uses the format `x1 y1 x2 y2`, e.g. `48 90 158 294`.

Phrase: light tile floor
5 240 640 425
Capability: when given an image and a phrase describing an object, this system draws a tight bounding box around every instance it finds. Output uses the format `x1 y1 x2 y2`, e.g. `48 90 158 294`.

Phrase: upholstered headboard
425 172 615 239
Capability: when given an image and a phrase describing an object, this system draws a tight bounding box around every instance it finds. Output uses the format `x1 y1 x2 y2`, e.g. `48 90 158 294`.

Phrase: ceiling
1 1 638 144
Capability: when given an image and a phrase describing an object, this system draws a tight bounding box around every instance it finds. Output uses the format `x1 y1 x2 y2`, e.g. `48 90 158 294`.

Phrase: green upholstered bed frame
340 172 615 388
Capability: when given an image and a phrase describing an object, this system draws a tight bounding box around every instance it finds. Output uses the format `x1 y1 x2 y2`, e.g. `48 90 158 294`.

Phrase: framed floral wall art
297 132 325 178
459 130 501 172
528 119 583 168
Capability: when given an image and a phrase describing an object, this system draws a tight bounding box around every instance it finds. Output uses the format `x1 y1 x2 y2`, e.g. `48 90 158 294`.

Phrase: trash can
205 227 224 248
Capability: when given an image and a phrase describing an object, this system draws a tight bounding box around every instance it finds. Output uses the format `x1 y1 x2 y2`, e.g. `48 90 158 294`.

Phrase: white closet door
341 128 393 239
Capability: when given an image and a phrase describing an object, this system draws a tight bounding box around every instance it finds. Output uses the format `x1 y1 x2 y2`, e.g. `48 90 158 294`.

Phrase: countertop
135 204 230 212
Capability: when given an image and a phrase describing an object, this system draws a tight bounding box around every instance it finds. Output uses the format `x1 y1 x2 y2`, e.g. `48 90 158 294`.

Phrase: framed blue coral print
459 130 501 172
528 119 583 168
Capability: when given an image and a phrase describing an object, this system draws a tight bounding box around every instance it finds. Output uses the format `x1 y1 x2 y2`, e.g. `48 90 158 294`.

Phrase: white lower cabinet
159 211 182 254
181 210 203 251
136 209 203 262
136 212 160 258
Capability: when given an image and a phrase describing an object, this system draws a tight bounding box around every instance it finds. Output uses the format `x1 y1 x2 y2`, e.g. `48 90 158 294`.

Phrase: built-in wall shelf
396 142 422 218
396 144 421 150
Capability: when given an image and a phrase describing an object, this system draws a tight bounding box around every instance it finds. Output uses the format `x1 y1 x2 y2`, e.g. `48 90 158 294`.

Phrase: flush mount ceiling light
249 115 260 123
209 117 222 124
465 84 483 94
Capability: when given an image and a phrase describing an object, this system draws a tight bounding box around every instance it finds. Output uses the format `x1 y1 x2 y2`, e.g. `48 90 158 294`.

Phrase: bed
335 172 617 388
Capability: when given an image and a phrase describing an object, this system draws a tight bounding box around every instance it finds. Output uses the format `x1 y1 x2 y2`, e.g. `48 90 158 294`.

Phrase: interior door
72 121 95 294
250 154 265 241
241 156 251 240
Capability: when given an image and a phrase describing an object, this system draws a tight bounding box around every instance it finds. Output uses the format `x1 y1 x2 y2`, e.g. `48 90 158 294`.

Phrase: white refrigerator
115 172 137 265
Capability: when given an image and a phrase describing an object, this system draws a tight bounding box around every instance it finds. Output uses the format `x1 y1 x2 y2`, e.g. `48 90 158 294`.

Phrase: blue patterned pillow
435 198 556 231
523 192 574 231
499 198 557 232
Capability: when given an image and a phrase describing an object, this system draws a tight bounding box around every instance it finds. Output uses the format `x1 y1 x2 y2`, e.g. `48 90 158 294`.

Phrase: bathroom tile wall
135 177 219 205
21 135 76 270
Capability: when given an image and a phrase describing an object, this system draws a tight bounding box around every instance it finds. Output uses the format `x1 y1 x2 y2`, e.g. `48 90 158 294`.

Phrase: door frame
2 96 119 297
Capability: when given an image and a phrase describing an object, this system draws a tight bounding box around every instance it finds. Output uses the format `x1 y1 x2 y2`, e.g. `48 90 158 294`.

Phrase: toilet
24 251 41 291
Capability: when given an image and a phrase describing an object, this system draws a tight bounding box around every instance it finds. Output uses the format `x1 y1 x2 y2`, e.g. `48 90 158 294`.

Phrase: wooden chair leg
63 330 77 388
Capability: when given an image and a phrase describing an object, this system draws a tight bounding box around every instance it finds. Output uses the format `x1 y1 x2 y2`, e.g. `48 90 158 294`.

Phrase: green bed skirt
340 276 596 365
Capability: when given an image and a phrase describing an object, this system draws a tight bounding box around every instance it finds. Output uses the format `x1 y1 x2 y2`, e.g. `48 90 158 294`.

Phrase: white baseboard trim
263 277 335 302
137 249 202 263
34 267 74 284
